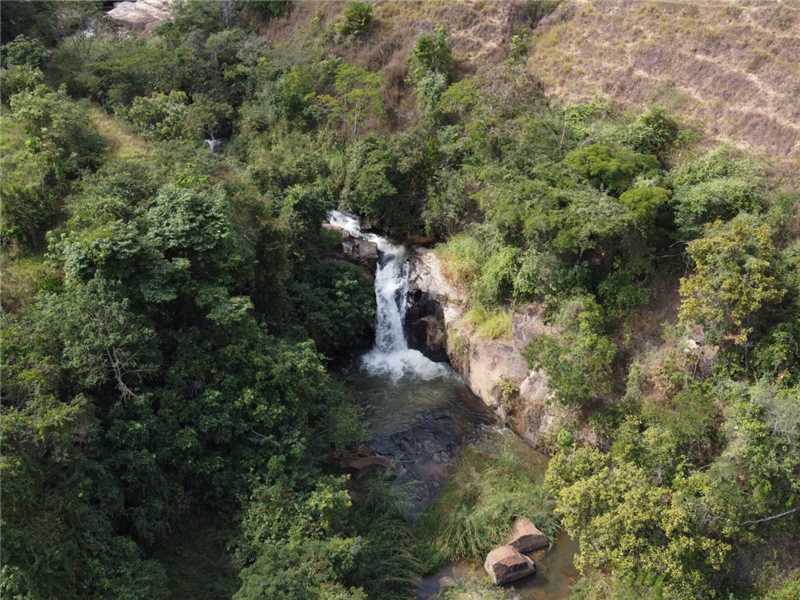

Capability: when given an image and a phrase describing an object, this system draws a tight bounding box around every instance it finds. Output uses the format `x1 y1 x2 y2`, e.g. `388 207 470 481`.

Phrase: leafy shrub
436 232 484 288
247 129 330 196
408 25 453 83
598 257 653 319
679 213 785 346
317 62 384 139
124 90 190 140
340 135 421 234
336 1 373 37
672 177 763 239
512 249 588 302
423 169 479 239
617 185 670 231
670 145 762 188
0 64 44 100
473 246 519 306
1 34 48 69
563 143 659 196
622 107 679 158
526 295 616 405
289 261 376 356
2 84 103 248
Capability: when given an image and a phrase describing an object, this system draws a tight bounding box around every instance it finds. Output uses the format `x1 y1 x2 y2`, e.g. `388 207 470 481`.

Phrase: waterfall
328 210 449 382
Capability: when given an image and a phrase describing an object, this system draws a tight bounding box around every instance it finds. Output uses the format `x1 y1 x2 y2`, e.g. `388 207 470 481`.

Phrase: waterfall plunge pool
327 211 577 599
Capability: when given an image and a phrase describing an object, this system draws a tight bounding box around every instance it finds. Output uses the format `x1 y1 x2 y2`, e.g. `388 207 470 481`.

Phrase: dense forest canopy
1 1 798 599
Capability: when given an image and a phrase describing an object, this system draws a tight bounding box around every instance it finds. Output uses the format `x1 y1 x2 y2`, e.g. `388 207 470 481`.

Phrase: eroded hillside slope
529 0 800 163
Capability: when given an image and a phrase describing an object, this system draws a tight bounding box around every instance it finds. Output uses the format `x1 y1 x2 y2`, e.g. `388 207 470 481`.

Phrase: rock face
484 545 536 585
407 248 594 448
323 224 379 270
107 0 175 31
506 518 548 553
341 236 378 266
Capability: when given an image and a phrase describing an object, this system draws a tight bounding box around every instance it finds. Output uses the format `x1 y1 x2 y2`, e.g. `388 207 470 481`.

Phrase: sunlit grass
88 106 148 160
465 306 512 340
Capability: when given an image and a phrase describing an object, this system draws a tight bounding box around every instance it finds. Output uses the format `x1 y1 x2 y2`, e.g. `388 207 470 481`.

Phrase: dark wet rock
507 518 549 553
405 289 448 362
484 545 536 585
342 236 379 265
343 455 394 480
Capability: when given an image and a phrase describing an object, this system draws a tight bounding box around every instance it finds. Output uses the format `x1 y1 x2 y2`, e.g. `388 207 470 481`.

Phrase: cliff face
407 249 597 450
529 0 800 166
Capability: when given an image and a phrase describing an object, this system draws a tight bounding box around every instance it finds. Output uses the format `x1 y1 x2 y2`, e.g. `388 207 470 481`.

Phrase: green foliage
1 83 103 249
673 177 764 239
0 0 58 44
317 62 384 139
679 214 785 346
423 169 479 239
437 232 484 288
125 90 192 140
621 107 679 158
336 2 374 37
289 261 376 357
1 34 48 69
0 63 44 100
526 295 616 405
762 574 800 600
465 306 512 340
617 185 670 231
420 443 557 562
563 143 659 196
545 446 734 599
408 25 454 84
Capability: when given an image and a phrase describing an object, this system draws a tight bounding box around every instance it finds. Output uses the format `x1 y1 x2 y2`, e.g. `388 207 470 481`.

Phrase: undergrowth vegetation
418 440 557 566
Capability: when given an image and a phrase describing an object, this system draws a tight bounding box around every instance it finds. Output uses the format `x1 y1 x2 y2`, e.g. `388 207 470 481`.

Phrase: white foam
327 210 450 382
361 349 451 382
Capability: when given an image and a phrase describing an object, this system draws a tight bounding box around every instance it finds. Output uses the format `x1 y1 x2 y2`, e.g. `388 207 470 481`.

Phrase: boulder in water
341 237 378 265
506 518 549 553
484 545 536 585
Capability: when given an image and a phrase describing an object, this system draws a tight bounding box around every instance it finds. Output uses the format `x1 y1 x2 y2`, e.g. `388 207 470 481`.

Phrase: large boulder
107 0 174 31
506 518 548 553
483 545 536 585
341 236 378 265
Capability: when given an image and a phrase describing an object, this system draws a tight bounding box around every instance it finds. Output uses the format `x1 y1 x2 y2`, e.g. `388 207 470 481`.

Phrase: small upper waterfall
328 210 449 381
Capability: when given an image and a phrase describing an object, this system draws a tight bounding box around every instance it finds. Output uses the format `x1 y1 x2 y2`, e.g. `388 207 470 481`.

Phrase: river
328 211 577 599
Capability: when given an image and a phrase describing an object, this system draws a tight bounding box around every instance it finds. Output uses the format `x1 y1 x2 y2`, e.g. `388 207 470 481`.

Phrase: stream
328 211 577 599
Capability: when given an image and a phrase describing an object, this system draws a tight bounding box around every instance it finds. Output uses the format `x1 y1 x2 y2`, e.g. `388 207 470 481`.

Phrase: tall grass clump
419 442 558 563
465 306 512 340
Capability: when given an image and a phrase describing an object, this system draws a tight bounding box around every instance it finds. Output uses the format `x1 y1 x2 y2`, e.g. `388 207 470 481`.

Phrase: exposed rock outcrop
322 224 378 279
506 518 549 553
407 248 592 449
107 0 175 31
484 545 536 585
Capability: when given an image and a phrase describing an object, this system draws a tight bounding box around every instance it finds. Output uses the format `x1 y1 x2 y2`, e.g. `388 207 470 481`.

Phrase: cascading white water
328 210 450 382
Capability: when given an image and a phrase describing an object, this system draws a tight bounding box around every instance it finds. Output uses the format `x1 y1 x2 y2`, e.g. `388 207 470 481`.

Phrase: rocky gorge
406 248 601 451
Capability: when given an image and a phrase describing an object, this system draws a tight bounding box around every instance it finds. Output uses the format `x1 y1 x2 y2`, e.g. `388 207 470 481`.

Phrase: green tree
318 62 384 140
526 295 616 405
408 25 453 83
679 214 785 346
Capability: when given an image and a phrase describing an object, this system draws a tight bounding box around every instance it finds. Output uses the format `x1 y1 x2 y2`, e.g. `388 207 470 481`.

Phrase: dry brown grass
528 0 800 165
